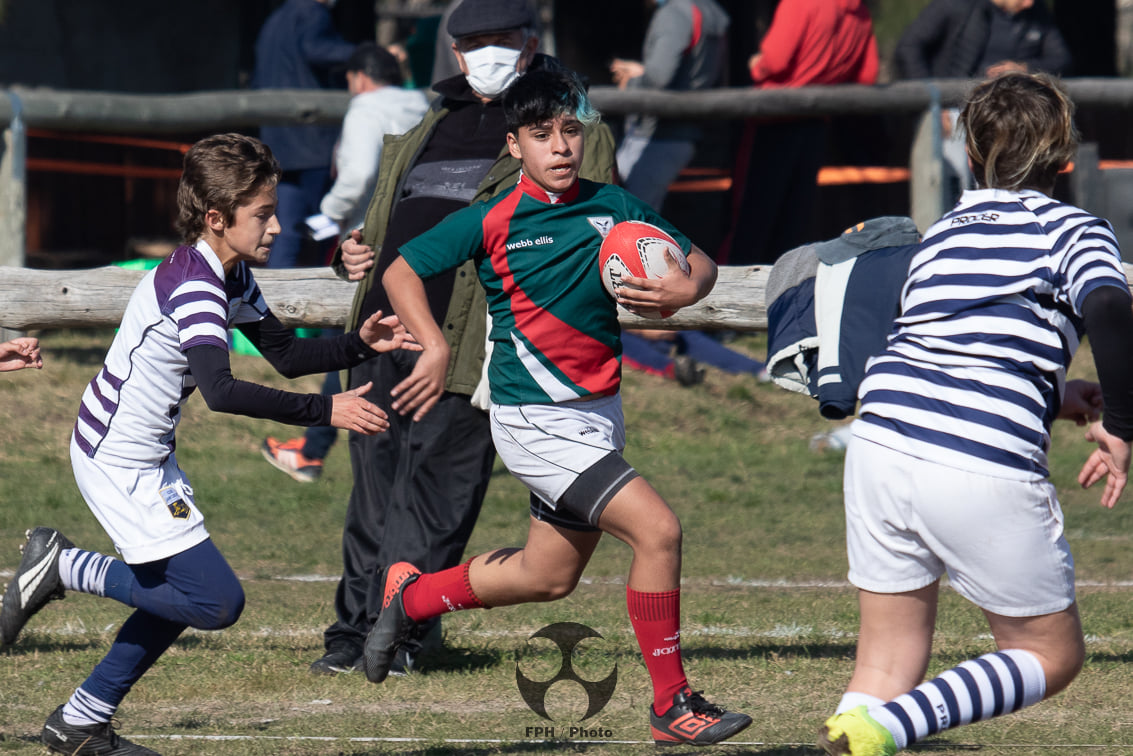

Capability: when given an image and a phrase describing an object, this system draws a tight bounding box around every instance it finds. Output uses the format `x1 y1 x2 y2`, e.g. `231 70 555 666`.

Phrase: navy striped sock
58 549 134 603
61 686 116 726
870 650 1046 750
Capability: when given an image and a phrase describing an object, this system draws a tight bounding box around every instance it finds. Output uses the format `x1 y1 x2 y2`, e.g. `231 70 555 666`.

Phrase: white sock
836 691 885 714
870 649 1047 750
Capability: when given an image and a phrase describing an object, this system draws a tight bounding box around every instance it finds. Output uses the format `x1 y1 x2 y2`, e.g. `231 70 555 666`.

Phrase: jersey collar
192 239 229 280
517 172 580 205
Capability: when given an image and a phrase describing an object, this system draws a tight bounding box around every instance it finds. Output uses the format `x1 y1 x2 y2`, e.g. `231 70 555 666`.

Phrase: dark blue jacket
252 0 354 171
765 217 921 420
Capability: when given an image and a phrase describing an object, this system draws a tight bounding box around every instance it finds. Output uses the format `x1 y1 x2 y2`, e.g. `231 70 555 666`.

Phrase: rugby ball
598 220 690 319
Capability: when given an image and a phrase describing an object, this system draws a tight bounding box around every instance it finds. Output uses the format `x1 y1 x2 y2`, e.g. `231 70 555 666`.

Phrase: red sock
402 561 485 623
626 587 689 714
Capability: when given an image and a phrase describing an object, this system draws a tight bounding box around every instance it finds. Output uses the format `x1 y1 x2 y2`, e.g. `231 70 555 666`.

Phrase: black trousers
323 349 496 652
725 118 829 266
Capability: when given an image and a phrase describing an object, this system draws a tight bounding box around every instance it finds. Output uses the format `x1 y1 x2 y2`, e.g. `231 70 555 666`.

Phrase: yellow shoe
818 706 897 756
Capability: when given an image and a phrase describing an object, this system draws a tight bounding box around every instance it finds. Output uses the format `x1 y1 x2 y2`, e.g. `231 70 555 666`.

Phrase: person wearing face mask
309 0 617 678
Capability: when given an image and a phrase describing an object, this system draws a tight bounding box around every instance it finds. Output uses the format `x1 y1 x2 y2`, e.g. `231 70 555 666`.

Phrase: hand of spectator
329 381 390 434
342 229 376 281
615 251 701 317
985 60 1028 77
0 337 43 371
357 310 422 354
1059 379 1103 426
748 53 763 80
390 342 451 421
386 43 408 64
1079 420 1131 509
610 59 645 89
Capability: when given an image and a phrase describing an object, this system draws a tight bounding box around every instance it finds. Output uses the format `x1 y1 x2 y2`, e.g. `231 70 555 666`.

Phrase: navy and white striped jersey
74 242 268 467
855 189 1128 480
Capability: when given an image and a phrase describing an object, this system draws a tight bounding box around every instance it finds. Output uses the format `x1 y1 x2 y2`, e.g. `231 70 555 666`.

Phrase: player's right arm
381 256 450 421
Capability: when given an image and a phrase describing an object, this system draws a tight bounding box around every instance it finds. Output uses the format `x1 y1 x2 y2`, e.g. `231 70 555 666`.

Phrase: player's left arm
1059 379 1102 426
615 244 717 316
1076 282 1133 507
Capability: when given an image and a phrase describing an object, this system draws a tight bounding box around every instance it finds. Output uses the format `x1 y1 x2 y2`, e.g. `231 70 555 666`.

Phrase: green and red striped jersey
400 175 691 405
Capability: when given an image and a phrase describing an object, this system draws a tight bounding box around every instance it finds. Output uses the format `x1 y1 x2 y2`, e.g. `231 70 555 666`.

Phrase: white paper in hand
305 214 340 242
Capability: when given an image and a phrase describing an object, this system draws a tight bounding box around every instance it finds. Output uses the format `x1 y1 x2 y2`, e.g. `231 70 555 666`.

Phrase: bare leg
845 583 939 699
595 476 682 592
985 602 1085 697
467 516 601 607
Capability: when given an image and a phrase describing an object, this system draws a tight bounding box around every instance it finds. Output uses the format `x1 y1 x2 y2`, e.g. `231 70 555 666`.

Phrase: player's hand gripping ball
598 220 690 319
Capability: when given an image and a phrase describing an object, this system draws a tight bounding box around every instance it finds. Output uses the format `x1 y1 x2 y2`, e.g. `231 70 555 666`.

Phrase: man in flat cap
310 0 616 677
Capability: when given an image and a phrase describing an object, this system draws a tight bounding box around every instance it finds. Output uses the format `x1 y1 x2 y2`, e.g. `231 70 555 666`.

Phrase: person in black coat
895 0 1071 80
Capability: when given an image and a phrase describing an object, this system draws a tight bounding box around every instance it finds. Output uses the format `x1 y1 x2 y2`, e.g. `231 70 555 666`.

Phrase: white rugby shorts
70 433 210 563
490 394 634 526
843 427 1075 617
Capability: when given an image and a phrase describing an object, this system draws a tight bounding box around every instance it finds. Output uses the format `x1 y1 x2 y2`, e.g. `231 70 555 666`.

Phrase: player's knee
193 581 246 630
643 511 682 556
1042 639 1085 697
530 572 581 602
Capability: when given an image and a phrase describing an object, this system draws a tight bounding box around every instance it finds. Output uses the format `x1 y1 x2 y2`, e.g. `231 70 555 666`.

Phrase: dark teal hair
502 66 600 134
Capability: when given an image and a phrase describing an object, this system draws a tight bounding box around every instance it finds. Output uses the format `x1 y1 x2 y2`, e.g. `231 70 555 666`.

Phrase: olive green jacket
333 94 617 396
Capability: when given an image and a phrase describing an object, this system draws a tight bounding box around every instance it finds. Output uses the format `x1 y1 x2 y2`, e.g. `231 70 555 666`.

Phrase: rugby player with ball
372 65 751 745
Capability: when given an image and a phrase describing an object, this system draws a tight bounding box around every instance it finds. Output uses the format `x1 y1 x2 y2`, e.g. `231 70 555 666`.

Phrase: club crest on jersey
160 485 191 520
587 216 615 238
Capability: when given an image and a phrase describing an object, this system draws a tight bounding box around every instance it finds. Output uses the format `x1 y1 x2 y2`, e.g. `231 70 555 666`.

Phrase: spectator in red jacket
721 0 878 266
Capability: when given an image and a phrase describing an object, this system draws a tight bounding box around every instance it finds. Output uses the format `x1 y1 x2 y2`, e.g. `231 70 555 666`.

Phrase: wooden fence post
909 86 946 235
0 90 26 341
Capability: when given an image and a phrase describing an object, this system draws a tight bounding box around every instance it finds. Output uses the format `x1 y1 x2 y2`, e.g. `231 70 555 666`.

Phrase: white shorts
70 434 210 563
490 395 636 528
844 431 1075 617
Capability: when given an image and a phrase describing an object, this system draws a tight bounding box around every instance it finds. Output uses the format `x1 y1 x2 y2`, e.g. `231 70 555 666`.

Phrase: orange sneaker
650 688 752 745
261 437 323 482
362 562 422 683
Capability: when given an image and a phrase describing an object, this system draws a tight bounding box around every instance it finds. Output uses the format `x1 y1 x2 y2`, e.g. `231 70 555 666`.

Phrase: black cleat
362 562 421 683
673 355 706 387
650 688 752 746
1 527 73 647
42 705 161 755
309 644 363 676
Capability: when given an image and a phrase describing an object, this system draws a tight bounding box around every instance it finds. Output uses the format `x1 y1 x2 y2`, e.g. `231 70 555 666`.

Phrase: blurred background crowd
3 0 1131 274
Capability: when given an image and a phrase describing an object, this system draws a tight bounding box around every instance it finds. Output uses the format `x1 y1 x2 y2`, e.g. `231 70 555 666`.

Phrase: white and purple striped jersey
855 188 1129 480
74 242 267 467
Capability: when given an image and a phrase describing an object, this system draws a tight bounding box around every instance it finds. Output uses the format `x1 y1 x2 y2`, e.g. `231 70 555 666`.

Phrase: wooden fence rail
4 80 1133 131
0 265 770 332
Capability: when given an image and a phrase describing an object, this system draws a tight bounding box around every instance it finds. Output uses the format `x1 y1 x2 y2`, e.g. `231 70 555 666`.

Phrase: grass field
0 329 1131 755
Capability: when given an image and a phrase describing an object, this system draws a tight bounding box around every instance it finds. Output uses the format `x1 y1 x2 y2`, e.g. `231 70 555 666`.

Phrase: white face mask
462 45 523 98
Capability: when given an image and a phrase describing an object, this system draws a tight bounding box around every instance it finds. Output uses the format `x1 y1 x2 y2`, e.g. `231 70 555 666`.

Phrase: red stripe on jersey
483 182 619 397
685 4 703 55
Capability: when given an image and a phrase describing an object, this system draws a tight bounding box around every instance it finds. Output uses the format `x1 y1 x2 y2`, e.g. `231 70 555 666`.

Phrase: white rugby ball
598 220 689 319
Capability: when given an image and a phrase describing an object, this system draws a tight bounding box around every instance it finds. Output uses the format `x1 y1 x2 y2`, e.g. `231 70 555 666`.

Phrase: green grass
1 329 1131 755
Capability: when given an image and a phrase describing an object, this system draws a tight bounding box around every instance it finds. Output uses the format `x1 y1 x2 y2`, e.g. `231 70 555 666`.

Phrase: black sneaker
673 356 706 387
42 705 161 755
362 562 421 683
309 644 363 676
1 527 74 647
650 688 752 746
